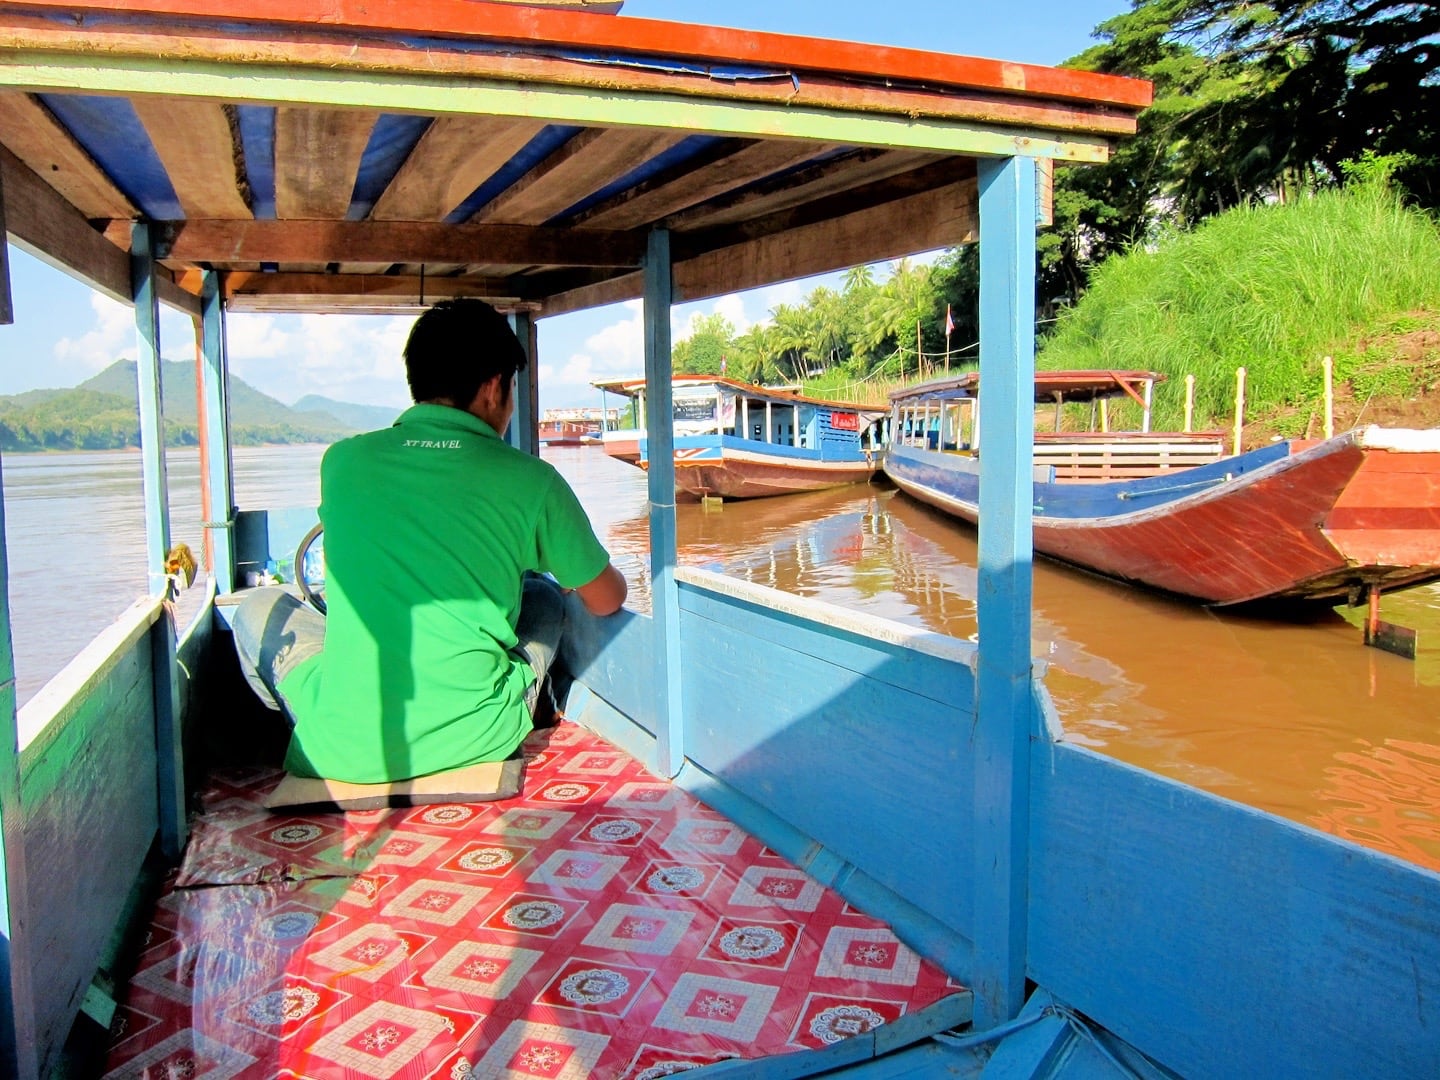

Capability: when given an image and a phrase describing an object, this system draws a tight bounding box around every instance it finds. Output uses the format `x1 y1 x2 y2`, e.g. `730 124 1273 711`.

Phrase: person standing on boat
231 298 627 783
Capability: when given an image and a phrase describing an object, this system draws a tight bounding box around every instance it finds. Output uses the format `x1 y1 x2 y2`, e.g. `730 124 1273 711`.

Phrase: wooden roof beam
370 116 548 222
541 175 978 317
568 137 842 231
131 98 250 218
674 158 976 257
1 144 198 313
661 147 945 232
274 106 377 219
221 269 533 313
468 126 688 226
154 219 645 267
0 91 137 220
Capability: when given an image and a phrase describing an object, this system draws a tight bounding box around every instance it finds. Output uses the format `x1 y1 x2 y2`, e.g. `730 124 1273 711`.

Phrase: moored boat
594 375 887 500
538 408 609 446
884 370 1440 607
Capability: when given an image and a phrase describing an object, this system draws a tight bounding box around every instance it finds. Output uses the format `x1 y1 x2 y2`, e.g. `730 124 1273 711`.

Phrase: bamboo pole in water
1184 374 1195 433
1232 367 1247 455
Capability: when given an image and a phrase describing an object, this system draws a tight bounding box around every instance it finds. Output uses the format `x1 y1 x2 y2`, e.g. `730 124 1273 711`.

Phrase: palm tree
769 304 812 382
804 287 848 373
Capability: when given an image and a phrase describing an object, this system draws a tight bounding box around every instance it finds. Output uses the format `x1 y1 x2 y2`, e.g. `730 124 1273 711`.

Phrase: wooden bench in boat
1034 431 1228 480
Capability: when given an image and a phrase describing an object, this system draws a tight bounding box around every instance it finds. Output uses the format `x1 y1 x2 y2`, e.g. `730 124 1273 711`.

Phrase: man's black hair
404 298 528 406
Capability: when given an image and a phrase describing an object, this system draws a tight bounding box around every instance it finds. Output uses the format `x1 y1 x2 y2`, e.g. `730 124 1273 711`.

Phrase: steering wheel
295 522 327 614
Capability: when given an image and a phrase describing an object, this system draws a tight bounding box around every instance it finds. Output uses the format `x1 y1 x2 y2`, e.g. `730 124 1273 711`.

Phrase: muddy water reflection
548 446 1440 873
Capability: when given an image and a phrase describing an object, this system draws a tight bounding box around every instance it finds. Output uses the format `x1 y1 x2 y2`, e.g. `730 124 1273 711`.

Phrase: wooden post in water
973 154 1036 1030
1184 374 1195 433
1323 356 1334 439
1232 366 1247 456
643 229 685 778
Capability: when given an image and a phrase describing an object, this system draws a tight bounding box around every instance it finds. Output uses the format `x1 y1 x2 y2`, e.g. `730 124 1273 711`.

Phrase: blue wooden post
508 310 538 455
131 222 171 596
643 230 684 777
973 154 1037 1029
0 455 35 1079
0 164 12 325
152 609 185 859
199 271 235 594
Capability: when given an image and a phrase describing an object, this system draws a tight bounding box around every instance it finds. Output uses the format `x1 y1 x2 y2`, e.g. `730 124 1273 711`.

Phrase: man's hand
575 562 627 616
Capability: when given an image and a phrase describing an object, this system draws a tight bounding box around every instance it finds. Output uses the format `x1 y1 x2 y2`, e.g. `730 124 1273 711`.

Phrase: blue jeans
230 575 568 724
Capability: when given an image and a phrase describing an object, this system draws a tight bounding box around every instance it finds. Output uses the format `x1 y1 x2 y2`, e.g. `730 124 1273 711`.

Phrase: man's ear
472 374 504 412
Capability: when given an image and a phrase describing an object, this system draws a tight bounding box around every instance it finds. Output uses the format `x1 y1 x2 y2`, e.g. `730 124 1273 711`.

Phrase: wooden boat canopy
891 369 1168 405
594 373 888 417
0 0 1150 318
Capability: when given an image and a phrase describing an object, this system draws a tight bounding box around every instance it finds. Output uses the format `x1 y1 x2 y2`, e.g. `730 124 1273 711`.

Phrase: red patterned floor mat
103 720 962 1078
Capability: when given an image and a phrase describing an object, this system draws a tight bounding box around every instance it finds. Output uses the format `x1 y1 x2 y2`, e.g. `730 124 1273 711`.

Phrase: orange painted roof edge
4 0 1153 110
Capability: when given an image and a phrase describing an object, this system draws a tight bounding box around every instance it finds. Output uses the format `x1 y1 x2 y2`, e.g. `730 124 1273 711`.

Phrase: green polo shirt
277 404 611 783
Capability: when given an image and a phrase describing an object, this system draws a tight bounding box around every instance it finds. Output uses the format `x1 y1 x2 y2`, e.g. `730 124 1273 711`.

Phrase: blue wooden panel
675 582 975 944
17 625 159 1079
677 758 974 980
1028 741 1440 1077
557 600 658 738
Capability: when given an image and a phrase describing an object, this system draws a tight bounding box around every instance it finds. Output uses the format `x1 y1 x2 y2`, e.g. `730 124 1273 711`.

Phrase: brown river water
4 443 1437 872
546 446 1440 875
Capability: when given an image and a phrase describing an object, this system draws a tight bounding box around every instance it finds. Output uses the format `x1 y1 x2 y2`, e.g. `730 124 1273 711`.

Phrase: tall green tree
1043 0 1440 307
671 312 737 376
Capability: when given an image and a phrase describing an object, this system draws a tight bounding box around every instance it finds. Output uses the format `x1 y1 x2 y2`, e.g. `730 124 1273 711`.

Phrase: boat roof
889 369 1168 405
593 373 889 414
0 0 1150 319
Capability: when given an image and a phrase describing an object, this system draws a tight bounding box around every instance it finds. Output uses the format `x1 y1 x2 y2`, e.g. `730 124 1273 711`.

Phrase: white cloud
225 312 412 407
52 293 141 374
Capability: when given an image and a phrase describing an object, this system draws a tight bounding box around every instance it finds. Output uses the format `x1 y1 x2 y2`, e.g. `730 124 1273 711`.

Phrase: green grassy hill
1036 183 1440 440
292 394 400 432
0 360 357 451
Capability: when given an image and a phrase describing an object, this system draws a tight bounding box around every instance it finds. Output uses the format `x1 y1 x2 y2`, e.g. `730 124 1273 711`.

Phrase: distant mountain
292 394 400 432
0 360 366 451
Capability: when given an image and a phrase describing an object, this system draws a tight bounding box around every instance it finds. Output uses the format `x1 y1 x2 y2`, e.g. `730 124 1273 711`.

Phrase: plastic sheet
106 720 960 1078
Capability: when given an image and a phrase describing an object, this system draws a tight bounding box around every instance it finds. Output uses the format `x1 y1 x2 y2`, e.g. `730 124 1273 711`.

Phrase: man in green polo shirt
232 299 627 783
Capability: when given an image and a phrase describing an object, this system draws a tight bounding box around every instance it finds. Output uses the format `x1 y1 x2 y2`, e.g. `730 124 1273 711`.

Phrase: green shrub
1038 183 1440 430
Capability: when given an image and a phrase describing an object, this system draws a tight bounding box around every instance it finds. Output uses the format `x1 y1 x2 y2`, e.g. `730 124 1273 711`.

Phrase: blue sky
2 0 1127 411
